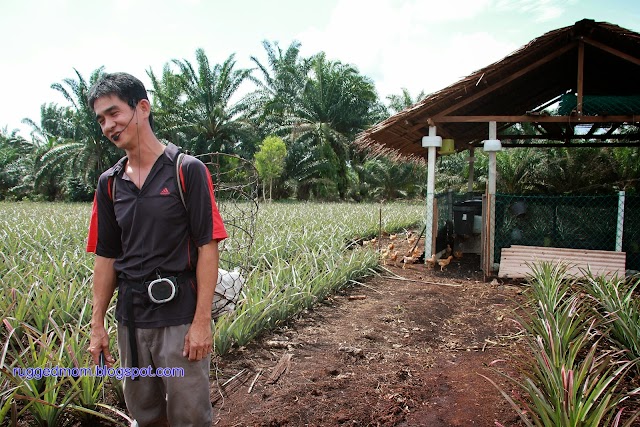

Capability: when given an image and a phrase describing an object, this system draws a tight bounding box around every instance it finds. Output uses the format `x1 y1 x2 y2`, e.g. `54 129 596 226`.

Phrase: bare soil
209 236 529 427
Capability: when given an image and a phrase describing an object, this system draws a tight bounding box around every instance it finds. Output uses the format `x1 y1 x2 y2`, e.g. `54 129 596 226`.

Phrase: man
86 72 227 426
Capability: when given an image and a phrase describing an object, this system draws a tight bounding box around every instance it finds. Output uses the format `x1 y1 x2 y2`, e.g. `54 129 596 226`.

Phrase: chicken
389 234 398 241
453 250 463 259
387 242 395 251
362 237 377 247
388 250 399 266
438 255 454 271
411 247 422 258
407 236 417 246
381 248 400 266
425 254 437 269
402 255 417 269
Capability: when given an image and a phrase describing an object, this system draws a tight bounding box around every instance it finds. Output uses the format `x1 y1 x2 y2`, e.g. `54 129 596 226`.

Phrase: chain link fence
433 191 484 257
432 192 640 272
435 191 484 229
495 193 640 272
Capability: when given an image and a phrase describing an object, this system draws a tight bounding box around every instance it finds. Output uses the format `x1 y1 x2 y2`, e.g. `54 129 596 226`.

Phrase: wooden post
467 147 475 195
483 121 501 275
577 39 585 115
423 127 442 261
432 198 439 255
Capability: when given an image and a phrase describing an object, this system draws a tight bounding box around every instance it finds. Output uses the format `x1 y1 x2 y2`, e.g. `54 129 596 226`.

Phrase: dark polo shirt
87 143 227 327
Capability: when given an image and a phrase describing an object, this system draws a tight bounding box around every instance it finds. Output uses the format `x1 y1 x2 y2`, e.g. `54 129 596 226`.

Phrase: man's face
93 95 137 148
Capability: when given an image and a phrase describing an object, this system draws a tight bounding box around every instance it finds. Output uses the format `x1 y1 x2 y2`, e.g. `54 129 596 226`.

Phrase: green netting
434 191 482 229
495 194 640 272
431 192 640 271
558 94 640 115
623 195 640 271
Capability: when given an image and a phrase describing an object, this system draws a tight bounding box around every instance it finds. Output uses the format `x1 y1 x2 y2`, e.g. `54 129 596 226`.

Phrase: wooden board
498 245 626 279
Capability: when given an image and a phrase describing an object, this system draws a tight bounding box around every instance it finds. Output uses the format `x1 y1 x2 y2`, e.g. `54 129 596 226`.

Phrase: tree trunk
269 177 273 202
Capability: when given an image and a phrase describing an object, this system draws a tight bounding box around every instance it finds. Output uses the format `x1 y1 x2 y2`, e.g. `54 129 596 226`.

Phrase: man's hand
89 325 115 367
183 320 212 361
89 255 117 367
183 240 218 361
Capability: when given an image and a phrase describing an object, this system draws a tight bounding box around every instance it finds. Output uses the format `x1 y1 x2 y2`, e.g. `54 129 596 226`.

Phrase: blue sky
1 0 639 138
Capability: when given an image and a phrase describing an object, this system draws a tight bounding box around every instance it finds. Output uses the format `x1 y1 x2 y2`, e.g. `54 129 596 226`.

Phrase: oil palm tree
148 63 188 145
32 68 121 198
386 87 427 115
281 53 379 199
0 128 34 199
608 146 640 192
360 157 423 201
169 49 253 156
247 40 310 135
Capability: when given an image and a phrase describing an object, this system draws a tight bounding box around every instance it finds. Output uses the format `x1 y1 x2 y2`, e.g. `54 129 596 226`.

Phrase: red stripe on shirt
180 165 186 196
107 177 113 201
204 168 228 241
86 192 98 252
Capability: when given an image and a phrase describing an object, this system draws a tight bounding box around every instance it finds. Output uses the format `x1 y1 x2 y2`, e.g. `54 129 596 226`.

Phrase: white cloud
494 0 576 23
296 0 518 100
1 0 621 138
399 0 491 22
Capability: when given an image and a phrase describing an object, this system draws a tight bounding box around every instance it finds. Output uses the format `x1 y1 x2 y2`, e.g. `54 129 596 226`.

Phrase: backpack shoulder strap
175 152 186 210
109 156 128 202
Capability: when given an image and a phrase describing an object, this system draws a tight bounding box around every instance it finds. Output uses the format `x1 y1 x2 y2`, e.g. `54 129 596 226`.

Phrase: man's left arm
183 239 219 361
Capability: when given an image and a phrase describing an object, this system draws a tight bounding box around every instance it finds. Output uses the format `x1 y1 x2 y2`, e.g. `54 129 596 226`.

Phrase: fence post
616 190 625 252
483 122 501 274
467 147 475 196
422 127 442 259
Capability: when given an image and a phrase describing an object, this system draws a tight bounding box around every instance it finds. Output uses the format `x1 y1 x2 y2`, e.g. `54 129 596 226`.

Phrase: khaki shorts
117 322 212 427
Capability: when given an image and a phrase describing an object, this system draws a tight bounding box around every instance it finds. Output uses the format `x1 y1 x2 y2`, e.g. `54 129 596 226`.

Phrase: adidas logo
160 187 170 196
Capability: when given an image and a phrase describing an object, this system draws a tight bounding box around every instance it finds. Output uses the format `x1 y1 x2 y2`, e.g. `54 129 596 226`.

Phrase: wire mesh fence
435 191 483 229
433 191 640 272
433 191 484 257
494 193 640 272
622 195 640 272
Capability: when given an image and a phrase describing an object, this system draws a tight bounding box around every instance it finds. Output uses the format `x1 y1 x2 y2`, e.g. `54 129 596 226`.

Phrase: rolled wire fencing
197 152 259 315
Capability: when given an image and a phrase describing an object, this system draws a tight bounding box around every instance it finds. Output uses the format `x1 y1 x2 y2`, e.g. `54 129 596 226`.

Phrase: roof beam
585 123 600 136
604 124 621 136
435 115 640 123
582 37 640 67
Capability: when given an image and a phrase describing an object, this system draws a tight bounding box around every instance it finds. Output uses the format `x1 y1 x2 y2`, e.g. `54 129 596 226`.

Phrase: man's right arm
89 255 117 367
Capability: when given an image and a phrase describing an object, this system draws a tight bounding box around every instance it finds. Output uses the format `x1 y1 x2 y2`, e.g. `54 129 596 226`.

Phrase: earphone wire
134 104 144 280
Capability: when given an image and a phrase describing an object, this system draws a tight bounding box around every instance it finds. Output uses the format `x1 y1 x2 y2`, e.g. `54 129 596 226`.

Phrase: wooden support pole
577 40 585 115
423 126 440 260
487 122 499 274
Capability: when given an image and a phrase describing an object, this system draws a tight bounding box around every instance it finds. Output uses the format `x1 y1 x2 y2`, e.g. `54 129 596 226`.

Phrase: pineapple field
1 201 639 426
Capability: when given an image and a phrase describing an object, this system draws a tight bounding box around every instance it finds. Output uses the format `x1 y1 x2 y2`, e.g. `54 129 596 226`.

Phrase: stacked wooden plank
498 245 626 279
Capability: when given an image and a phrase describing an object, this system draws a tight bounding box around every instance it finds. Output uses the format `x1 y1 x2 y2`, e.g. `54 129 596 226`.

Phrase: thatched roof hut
356 19 640 160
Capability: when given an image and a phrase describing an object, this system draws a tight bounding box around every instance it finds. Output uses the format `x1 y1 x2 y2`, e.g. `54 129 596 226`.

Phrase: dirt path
209 246 527 426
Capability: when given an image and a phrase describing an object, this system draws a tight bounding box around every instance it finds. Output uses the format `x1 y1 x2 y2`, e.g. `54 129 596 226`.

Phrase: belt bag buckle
147 277 178 303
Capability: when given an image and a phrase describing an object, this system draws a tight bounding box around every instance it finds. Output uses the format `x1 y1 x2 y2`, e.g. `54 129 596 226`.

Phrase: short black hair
87 72 153 128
